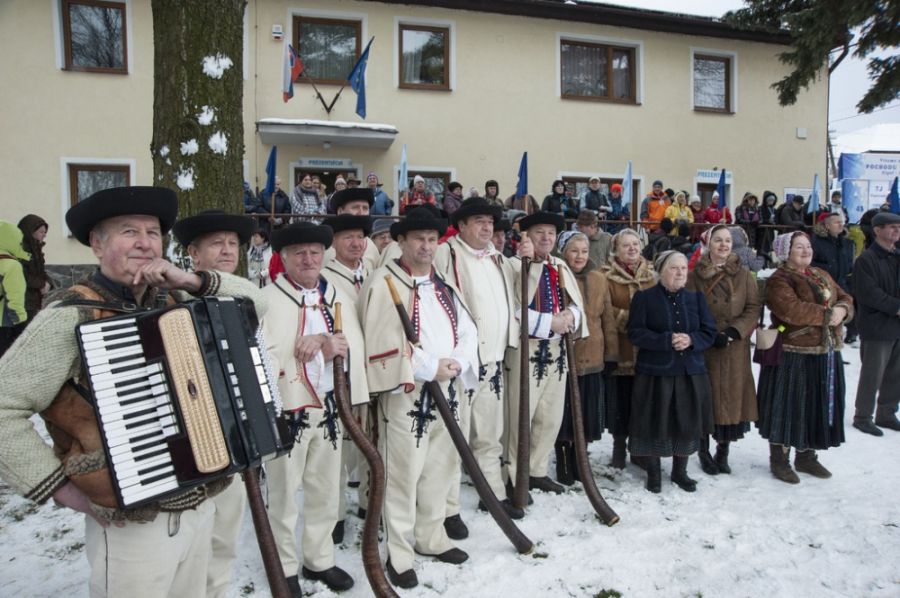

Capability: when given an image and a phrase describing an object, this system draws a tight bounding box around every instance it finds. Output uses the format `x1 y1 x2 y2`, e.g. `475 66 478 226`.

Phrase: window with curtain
67 163 130 208
399 24 450 90
560 40 635 102
294 16 361 85
62 0 127 73
693 54 731 112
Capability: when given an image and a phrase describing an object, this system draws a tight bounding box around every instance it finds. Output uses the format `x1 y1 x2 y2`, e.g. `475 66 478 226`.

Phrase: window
62 0 127 74
406 171 450 205
294 16 361 85
560 40 635 102
399 24 450 90
694 54 732 113
68 163 130 209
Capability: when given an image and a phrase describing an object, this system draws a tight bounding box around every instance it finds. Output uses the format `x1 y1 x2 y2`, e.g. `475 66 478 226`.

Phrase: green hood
0 220 31 261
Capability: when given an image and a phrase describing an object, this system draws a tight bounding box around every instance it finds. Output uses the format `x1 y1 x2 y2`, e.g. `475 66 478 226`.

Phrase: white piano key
111 443 169 467
79 319 138 335
85 344 143 363
108 432 164 457
82 335 140 352
96 384 167 407
120 476 179 504
116 455 172 480
88 357 147 376
90 363 163 390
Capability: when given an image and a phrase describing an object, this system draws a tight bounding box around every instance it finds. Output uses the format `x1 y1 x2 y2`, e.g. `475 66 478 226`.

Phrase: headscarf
556 230 586 254
773 231 808 263
700 223 730 251
654 249 684 273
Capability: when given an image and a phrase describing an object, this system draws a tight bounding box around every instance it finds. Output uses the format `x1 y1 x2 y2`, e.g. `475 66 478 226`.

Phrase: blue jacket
627 283 717 376
372 188 394 215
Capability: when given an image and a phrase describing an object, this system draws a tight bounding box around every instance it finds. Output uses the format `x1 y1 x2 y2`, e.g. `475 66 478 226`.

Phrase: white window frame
60 157 136 238
51 0 134 73
556 32 644 105
393 16 457 91
690 47 738 114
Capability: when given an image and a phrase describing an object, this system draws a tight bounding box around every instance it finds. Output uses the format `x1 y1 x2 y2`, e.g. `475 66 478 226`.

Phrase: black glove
723 327 741 341
713 332 729 348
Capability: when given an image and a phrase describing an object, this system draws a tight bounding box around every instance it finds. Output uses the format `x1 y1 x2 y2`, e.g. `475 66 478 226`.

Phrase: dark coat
542 193 579 218
627 282 717 376
17 214 51 316
687 254 759 425
811 225 855 292
851 242 900 341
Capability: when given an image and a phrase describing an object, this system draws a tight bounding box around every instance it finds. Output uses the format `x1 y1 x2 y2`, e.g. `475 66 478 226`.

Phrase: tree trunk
151 0 246 264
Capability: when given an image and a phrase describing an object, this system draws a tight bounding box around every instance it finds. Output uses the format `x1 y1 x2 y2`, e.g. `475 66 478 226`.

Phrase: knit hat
652 180 663 187
413 174 425 185
610 183 623 194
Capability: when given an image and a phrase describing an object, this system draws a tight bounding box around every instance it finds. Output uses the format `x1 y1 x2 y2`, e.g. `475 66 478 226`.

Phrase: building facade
0 0 828 264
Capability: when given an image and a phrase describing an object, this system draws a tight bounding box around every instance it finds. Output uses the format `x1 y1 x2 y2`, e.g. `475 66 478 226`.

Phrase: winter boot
769 444 800 484
610 435 627 469
555 442 575 486
670 455 697 492
794 449 832 478
714 441 731 474
645 457 662 493
697 436 719 475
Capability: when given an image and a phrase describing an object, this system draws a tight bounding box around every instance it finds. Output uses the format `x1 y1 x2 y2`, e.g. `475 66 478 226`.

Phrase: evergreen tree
725 0 899 113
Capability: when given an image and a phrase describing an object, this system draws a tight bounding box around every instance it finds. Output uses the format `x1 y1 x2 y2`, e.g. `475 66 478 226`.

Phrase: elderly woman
627 251 717 493
757 232 853 483
687 225 761 475
599 228 656 469
554 232 618 485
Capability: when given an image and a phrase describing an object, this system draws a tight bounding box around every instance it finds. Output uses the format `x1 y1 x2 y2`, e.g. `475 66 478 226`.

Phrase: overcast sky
588 0 900 142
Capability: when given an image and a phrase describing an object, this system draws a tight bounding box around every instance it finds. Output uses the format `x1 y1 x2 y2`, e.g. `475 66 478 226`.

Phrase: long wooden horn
514 230 531 510
331 303 399 597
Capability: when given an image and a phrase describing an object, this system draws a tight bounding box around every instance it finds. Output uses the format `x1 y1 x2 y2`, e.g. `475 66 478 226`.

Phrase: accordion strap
54 298 147 313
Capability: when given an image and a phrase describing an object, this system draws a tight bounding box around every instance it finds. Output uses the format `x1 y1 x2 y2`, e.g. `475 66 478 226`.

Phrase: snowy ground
2 344 898 598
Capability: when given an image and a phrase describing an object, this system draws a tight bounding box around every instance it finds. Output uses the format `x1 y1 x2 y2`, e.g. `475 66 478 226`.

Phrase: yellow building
0 0 828 264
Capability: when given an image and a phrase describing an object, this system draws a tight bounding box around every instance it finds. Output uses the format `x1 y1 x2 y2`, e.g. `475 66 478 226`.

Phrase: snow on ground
1 345 898 597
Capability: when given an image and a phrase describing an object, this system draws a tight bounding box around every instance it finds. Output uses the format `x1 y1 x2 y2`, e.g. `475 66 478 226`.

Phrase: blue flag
515 152 528 200
807 173 820 214
263 145 277 200
714 169 726 209
889 176 900 214
347 37 374 119
622 161 633 208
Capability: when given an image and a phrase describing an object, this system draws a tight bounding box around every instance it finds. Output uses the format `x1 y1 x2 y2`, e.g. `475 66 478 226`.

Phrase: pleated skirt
604 374 633 437
628 373 714 457
756 350 845 450
557 372 605 443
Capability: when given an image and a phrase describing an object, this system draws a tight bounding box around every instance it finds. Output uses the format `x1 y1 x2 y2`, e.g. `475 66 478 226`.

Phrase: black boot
769 444 800 484
645 457 661 493
610 435 627 469
715 442 731 474
697 436 719 476
443 514 469 540
331 519 345 544
555 442 575 486
671 455 697 492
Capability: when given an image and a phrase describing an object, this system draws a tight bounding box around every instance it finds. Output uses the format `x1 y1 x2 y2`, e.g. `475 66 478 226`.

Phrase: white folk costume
362 258 478 574
434 232 517 513
323 237 380 273
505 253 588 484
322 253 371 525
261 273 368 577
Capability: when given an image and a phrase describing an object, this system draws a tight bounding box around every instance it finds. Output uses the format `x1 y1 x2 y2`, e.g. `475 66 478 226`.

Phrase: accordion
75 296 293 509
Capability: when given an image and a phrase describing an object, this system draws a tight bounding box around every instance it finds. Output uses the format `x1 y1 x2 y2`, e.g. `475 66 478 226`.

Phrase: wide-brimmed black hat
518 211 565 234
450 197 502 227
172 209 255 246
390 207 447 240
66 186 178 246
271 221 333 252
331 188 374 211
326 214 372 236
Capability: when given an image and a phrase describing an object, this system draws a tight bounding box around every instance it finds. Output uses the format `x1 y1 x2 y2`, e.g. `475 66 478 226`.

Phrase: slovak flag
282 44 304 103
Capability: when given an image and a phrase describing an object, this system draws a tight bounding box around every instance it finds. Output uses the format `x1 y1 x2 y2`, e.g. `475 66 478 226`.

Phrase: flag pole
300 71 334 113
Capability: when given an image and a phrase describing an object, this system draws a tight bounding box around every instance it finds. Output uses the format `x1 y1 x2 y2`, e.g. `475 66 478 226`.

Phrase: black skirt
604 374 633 436
756 350 845 450
628 373 714 457
557 372 605 443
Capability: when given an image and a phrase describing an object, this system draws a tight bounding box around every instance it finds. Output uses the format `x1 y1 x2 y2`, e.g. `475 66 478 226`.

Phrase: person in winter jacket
250 176 291 233
729 226 764 272
0 220 30 357
367 172 394 216
483 180 504 210
664 191 694 233
777 196 806 230
757 191 778 263
442 181 464 216
579 177 611 219
399 175 437 214
247 228 273 288
735 192 761 248
606 183 630 234
242 181 257 213
643 180 670 232
689 196 706 243
703 192 733 225
643 218 674 260
17 214 52 321
542 180 579 218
